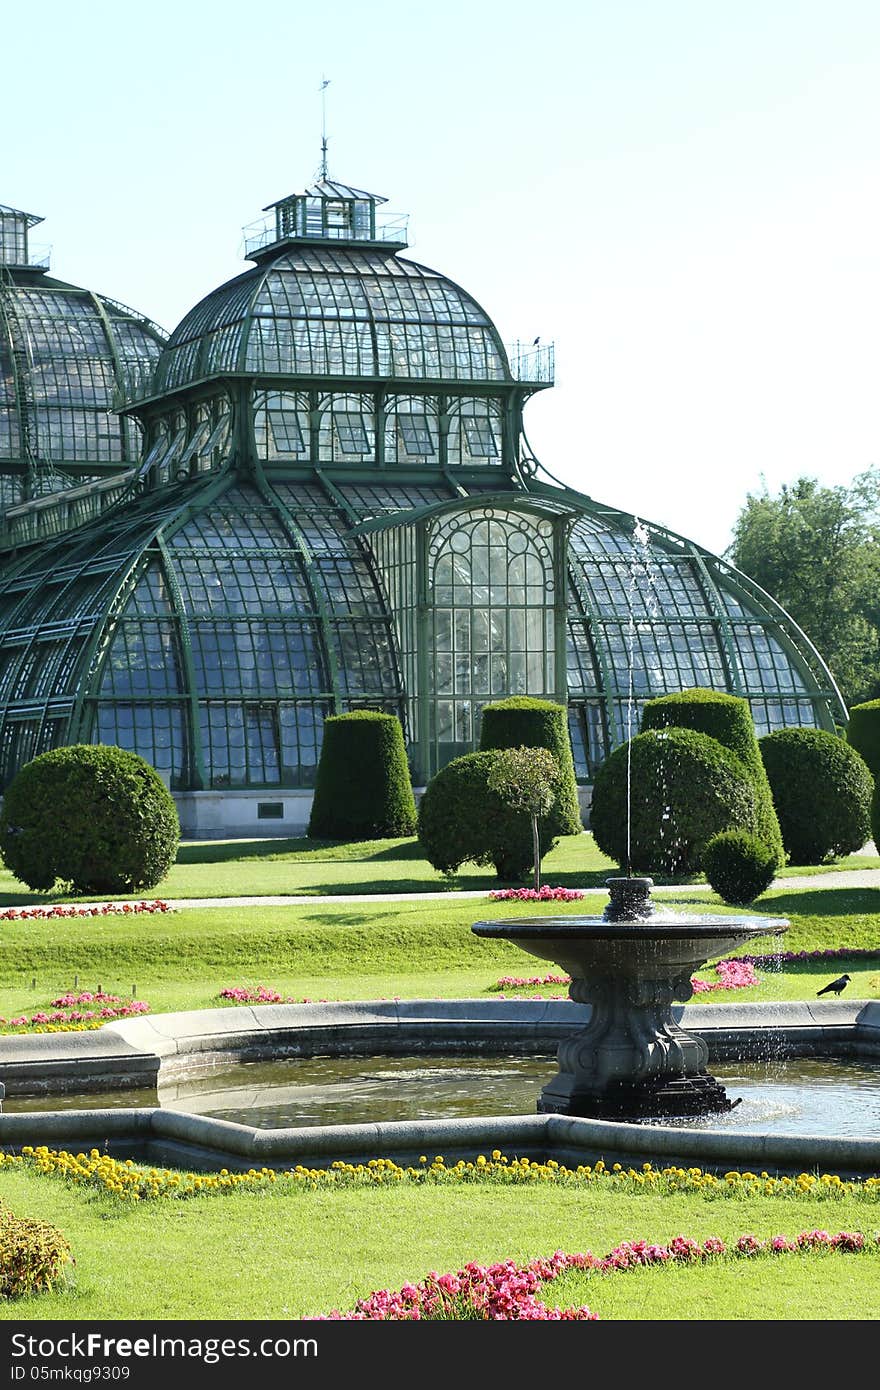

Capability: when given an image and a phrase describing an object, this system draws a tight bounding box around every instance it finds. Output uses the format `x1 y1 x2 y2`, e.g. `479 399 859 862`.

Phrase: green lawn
0 832 876 904
1 1162 878 1320
3 884 880 1021
3 839 880 1322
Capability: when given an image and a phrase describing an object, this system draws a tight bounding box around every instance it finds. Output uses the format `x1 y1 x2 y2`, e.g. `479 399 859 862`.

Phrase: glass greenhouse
0 204 165 529
0 178 846 832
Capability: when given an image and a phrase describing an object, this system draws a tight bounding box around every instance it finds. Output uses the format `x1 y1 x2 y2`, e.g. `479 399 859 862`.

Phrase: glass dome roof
0 204 166 510
153 245 509 395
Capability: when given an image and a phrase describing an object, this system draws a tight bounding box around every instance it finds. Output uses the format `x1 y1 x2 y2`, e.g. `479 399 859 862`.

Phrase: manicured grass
3 886 880 1021
1 1163 879 1320
3 847 880 1324
0 832 875 904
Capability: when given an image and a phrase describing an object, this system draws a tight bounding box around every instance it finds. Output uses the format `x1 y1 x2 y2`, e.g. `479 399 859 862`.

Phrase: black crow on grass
816 974 851 997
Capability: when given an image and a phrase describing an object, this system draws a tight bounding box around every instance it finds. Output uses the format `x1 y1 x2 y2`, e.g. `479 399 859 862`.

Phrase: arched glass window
428 508 555 765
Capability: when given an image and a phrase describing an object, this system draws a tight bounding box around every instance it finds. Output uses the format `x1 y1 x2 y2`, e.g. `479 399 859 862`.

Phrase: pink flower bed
1 990 150 1030
0 901 173 921
691 959 759 993
489 886 585 902
494 973 571 990
317 1251 599 1320
218 987 330 1005
317 1229 871 1319
493 957 759 998
220 985 284 1005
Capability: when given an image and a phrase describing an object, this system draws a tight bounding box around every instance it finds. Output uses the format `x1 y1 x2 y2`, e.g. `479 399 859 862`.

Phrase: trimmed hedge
641 688 783 867
759 727 873 864
0 1201 71 1298
478 696 582 835
0 744 179 894
590 727 759 875
308 712 417 840
417 749 556 880
846 699 880 779
703 830 778 906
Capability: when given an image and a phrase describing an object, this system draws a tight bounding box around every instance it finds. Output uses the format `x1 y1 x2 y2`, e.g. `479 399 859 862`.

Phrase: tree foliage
486 746 558 890
727 470 880 710
478 696 582 835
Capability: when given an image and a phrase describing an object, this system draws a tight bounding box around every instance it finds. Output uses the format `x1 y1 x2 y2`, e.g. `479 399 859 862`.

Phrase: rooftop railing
507 340 555 384
242 211 410 259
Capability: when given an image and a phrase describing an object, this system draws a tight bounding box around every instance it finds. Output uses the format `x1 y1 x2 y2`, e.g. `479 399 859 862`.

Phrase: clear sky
4 0 879 555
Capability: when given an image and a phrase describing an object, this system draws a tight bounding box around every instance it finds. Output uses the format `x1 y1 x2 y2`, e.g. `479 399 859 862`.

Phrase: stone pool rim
2 998 880 1178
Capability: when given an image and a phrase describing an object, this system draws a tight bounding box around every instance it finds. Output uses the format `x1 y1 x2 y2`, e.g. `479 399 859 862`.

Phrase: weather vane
319 77 330 180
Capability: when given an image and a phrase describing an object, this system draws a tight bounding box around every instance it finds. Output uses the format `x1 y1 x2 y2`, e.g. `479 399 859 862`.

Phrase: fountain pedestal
538 969 731 1117
473 880 788 1120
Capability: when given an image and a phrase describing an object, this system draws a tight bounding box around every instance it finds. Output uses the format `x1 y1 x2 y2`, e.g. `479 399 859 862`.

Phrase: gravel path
92 866 880 911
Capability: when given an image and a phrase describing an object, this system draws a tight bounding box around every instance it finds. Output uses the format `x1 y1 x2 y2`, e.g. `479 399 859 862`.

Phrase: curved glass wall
0 274 165 506
562 502 841 779
0 466 844 792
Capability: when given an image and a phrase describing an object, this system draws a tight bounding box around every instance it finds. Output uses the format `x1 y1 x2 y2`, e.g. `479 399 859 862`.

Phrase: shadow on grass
0 889 64 907
175 837 434 866
176 838 313 864
761 887 880 917
301 869 627 896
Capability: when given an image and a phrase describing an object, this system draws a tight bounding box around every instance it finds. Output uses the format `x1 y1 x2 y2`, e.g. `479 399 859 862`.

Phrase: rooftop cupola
243 179 409 262
0 205 49 272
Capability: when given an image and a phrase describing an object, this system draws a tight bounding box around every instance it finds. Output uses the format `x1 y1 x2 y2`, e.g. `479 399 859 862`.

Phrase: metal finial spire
319 77 330 180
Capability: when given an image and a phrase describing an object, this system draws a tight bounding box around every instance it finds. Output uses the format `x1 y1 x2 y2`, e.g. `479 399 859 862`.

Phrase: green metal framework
0 204 165 518
0 179 847 794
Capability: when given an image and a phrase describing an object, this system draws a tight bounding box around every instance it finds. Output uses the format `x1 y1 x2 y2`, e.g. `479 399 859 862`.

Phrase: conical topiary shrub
308 711 417 840
640 688 784 868
478 696 582 836
846 700 880 780
759 727 873 864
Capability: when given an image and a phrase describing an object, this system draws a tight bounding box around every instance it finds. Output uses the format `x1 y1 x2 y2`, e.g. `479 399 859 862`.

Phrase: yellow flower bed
2 1147 879 1206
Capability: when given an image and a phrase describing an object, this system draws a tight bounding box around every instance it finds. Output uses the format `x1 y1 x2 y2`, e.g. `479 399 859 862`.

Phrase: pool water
6 1053 880 1137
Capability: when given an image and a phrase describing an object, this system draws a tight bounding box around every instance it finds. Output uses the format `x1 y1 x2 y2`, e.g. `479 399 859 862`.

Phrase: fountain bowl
472 878 788 1120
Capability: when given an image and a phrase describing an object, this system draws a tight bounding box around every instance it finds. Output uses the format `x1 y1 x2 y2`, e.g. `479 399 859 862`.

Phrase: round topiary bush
702 829 778 906
308 711 417 840
846 699 880 779
640 688 783 868
759 727 873 864
590 727 759 875
0 744 179 894
478 696 582 836
417 750 556 880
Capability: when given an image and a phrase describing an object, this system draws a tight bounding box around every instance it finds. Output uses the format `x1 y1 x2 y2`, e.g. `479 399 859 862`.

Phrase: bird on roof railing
816 973 851 997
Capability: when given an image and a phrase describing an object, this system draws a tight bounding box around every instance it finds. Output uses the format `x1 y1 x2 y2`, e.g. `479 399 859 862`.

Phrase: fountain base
537 1070 736 1119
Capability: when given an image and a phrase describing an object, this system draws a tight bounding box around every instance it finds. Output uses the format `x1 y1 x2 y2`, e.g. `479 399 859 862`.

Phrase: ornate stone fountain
472 877 789 1118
